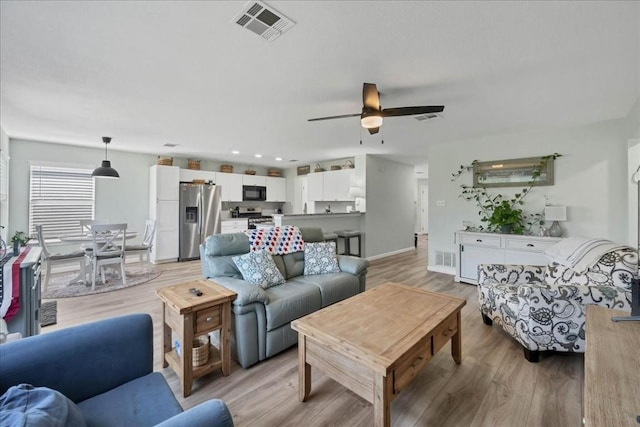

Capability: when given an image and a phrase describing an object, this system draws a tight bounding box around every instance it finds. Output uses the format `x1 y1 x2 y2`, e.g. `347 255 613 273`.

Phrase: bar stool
334 230 362 257
323 232 338 247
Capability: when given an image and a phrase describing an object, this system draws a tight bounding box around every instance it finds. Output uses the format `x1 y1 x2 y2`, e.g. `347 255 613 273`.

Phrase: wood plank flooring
44 236 583 427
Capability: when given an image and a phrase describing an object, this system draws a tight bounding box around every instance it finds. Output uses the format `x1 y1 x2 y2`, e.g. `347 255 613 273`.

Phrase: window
29 163 95 239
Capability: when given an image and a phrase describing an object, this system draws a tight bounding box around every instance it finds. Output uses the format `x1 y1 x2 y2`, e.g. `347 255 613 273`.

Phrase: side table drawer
196 306 221 333
458 234 501 248
504 238 557 252
433 313 458 355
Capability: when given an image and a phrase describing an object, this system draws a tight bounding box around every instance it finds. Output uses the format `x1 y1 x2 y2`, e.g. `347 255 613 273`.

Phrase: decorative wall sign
297 165 310 175
473 156 554 188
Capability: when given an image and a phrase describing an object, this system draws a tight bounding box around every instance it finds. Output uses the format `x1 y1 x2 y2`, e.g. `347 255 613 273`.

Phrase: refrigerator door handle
197 188 203 235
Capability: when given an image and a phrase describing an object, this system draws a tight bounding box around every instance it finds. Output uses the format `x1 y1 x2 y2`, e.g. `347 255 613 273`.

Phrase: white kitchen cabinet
323 169 354 201
266 177 286 202
149 165 180 263
455 231 560 285
216 172 243 202
307 169 354 201
242 175 266 186
307 173 324 201
179 168 216 183
221 219 248 234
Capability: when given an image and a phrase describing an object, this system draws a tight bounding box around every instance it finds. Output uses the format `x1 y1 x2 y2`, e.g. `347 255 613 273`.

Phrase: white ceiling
1 1 638 168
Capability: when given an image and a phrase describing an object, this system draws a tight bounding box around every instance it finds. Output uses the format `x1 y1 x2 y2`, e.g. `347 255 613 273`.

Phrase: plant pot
12 241 19 255
500 224 513 234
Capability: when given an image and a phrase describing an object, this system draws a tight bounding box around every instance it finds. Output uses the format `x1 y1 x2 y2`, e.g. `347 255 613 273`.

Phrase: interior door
420 185 429 234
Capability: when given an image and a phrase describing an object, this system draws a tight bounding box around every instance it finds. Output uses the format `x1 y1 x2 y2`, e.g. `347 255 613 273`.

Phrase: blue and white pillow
304 242 341 275
232 250 285 289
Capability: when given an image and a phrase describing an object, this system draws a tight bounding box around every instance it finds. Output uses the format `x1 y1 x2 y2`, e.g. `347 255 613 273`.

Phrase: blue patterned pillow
304 242 341 275
232 250 285 289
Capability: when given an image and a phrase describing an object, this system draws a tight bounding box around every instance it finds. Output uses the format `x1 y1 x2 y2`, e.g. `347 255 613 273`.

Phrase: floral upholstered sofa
478 244 637 362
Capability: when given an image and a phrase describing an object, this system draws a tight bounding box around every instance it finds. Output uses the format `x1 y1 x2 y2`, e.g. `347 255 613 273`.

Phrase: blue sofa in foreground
0 314 234 427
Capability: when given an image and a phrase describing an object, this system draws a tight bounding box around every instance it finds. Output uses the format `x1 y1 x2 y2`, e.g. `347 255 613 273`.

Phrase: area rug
41 300 57 327
42 265 162 299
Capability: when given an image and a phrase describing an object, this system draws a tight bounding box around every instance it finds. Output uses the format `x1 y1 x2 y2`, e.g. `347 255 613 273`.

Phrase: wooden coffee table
291 282 466 427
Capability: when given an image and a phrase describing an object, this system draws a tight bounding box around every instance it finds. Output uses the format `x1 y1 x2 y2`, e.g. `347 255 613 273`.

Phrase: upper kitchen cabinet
179 168 216 183
216 172 243 202
265 177 286 202
150 165 179 201
307 169 355 201
242 175 266 186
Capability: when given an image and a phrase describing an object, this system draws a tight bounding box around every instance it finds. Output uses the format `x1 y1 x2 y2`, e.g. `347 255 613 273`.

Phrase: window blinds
29 164 95 239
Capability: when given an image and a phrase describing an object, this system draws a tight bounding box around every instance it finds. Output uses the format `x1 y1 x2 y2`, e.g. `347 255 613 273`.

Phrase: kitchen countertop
273 212 363 218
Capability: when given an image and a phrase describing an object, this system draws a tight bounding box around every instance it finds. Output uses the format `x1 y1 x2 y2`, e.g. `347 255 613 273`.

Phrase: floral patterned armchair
477 247 638 362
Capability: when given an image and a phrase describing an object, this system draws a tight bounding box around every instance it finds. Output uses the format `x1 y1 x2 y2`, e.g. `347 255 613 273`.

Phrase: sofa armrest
155 399 234 427
0 314 153 403
478 264 545 285
207 277 269 306
337 255 369 275
520 282 631 313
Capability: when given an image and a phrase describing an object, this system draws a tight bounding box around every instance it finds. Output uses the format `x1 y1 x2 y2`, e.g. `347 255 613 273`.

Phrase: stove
237 207 273 229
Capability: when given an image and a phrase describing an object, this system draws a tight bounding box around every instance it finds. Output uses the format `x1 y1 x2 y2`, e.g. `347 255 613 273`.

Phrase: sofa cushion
205 233 250 257
263 281 322 331
0 384 87 427
76 372 182 426
233 250 285 289
291 273 360 307
282 251 305 279
303 242 340 275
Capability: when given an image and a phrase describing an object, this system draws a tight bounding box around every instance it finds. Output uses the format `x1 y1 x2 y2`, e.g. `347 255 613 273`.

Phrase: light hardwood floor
44 236 583 427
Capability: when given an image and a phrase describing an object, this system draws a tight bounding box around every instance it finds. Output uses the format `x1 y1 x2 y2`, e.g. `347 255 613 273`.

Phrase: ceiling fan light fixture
92 136 120 179
361 111 383 129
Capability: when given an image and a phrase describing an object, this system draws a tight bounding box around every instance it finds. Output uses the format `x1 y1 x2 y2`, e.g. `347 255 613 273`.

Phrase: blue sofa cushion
233 250 285 289
205 233 250 257
0 384 87 427
76 372 182 426
264 281 322 331
303 242 340 275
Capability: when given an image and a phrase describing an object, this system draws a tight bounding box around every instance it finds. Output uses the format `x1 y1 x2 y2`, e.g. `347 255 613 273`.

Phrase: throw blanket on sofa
244 225 305 255
544 236 626 273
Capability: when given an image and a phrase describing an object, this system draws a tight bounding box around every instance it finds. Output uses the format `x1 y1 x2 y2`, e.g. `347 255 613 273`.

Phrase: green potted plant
10 231 29 254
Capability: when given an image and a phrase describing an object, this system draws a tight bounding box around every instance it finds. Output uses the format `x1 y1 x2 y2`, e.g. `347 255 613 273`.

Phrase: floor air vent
435 250 456 268
231 1 295 42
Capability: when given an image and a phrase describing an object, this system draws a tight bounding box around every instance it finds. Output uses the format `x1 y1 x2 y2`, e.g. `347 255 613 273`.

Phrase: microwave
242 185 267 201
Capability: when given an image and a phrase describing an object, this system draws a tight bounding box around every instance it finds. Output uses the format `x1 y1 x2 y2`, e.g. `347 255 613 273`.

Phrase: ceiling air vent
414 113 442 122
231 1 295 42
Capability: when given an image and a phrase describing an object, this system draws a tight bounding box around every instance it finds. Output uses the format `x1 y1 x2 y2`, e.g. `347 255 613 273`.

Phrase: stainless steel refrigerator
179 183 222 261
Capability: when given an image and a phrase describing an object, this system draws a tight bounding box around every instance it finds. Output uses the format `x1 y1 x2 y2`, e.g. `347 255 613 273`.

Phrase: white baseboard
427 265 456 275
366 246 414 261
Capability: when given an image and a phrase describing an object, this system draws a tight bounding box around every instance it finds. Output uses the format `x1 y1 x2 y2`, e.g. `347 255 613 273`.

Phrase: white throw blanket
544 236 625 273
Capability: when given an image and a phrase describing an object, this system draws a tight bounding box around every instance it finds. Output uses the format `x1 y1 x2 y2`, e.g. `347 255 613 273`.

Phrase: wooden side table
156 279 236 397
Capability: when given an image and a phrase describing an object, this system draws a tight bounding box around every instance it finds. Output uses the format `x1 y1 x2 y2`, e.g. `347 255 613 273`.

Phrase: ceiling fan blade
308 113 361 122
362 83 380 111
367 127 380 135
382 106 445 117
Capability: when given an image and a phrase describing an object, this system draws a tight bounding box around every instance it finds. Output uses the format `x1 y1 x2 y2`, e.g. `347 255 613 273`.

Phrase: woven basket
192 335 210 367
244 169 256 175
157 156 173 166
314 163 324 172
187 159 201 170
220 164 233 173
330 165 342 171
267 168 280 177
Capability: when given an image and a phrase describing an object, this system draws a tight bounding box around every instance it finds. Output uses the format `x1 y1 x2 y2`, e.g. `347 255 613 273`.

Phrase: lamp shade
92 136 119 179
544 205 567 221
361 110 383 129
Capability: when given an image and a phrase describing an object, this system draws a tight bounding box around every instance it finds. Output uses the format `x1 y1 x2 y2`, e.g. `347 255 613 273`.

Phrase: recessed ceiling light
275 157 282 161
232 150 240 155
254 154 262 158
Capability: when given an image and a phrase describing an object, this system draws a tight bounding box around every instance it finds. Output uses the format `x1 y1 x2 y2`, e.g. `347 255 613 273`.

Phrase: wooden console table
583 305 640 426
157 279 236 397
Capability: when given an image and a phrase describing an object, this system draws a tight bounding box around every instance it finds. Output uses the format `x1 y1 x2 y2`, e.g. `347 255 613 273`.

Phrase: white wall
427 119 630 271
364 155 415 258
0 127 9 243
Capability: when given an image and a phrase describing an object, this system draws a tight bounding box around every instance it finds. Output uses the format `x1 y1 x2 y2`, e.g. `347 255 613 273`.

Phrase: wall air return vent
414 112 442 121
231 1 295 42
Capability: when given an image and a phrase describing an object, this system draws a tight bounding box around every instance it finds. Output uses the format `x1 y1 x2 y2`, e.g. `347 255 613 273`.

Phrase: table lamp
544 205 567 237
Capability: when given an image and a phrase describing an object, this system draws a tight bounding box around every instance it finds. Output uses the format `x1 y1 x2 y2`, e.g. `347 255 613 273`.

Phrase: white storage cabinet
266 177 286 202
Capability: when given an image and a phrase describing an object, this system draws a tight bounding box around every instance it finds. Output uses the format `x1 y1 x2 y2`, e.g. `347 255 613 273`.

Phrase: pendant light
92 136 119 179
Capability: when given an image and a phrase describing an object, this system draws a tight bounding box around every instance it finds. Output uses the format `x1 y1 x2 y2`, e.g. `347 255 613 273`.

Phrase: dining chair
80 220 101 235
124 219 156 267
86 223 127 291
35 225 86 291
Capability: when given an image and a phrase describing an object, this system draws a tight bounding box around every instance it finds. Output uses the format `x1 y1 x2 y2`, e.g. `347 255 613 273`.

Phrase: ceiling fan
308 82 444 136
